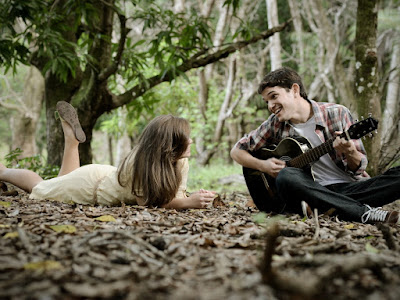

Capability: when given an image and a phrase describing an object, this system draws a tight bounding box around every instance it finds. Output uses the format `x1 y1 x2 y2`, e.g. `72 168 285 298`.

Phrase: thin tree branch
98 13 129 82
0 100 25 112
113 20 292 108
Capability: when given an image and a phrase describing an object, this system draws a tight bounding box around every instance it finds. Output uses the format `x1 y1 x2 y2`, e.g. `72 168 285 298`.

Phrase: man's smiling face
261 85 296 122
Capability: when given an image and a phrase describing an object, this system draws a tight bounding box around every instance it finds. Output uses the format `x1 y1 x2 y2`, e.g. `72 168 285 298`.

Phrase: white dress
29 158 189 206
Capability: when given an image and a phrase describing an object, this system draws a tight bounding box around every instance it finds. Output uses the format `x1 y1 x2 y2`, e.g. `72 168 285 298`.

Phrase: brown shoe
56 101 86 143
361 205 400 225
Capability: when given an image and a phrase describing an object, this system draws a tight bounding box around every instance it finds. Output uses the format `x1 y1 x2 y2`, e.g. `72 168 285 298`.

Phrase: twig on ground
376 223 398 251
313 208 320 240
259 221 280 283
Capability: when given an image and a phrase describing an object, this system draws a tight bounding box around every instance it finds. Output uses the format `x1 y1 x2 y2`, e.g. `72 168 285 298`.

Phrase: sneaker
361 205 400 225
301 201 313 218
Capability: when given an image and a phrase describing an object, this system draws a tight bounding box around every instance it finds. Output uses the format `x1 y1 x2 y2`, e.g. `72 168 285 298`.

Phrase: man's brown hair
258 67 308 99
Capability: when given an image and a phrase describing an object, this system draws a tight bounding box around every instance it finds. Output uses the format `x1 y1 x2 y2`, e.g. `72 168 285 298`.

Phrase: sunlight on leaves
49 225 77 234
94 215 116 222
24 260 63 271
344 224 355 229
3 231 18 239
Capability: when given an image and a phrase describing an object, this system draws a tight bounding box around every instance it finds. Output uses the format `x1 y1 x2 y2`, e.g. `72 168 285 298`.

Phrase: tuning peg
368 133 373 138
375 130 378 134
368 113 372 117
361 116 364 120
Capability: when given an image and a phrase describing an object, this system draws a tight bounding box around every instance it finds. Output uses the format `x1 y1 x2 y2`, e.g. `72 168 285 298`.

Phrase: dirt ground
1 185 399 300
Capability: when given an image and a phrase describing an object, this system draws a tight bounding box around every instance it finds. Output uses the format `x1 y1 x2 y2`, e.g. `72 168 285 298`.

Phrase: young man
231 67 400 224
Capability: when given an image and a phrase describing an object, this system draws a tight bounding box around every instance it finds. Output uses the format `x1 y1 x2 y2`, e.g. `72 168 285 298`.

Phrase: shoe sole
56 101 86 143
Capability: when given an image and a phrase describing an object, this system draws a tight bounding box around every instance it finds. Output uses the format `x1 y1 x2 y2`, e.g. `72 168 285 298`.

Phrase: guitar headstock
345 117 379 140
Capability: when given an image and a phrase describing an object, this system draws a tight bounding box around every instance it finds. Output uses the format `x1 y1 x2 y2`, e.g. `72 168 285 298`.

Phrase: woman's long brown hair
117 115 190 207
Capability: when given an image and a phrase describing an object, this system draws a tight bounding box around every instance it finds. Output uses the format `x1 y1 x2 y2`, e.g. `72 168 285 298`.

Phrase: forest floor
1 184 400 300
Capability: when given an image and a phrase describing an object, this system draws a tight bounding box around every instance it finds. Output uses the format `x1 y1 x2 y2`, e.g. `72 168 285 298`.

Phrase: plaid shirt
235 100 368 178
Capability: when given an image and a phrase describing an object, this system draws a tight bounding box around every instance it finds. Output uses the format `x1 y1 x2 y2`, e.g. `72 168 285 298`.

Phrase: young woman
0 101 215 209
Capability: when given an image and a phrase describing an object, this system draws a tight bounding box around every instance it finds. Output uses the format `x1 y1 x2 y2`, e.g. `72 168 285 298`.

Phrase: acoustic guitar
243 117 379 212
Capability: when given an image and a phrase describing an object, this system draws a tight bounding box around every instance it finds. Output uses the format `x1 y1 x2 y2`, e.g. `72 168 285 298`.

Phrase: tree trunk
44 73 81 166
45 1 115 166
115 109 131 167
354 0 381 176
108 134 114 166
205 0 229 79
0 66 44 159
379 42 400 172
266 0 282 70
11 66 44 158
288 0 304 68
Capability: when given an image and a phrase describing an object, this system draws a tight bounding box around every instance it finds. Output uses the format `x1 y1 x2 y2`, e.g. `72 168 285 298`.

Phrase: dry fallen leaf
212 194 227 207
0 201 11 208
3 231 19 239
24 260 63 271
49 224 77 233
94 215 116 222
1 189 400 300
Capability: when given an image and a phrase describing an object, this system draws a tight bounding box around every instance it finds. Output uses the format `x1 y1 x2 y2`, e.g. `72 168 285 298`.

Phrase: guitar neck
288 137 335 168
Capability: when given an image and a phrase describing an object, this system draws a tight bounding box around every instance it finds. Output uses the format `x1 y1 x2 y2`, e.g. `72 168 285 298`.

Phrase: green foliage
99 91 161 138
131 3 213 82
251 213 286 226
0 0 39 73
4 148 59 179
378 8 400 31
187 158 247 193
0 0 83 81
223 0 241 13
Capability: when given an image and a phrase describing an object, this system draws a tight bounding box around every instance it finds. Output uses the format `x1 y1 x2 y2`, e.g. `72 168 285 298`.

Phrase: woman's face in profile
181 138 193 158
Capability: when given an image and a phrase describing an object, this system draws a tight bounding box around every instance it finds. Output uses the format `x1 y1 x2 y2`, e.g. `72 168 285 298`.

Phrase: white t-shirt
290 116 355 186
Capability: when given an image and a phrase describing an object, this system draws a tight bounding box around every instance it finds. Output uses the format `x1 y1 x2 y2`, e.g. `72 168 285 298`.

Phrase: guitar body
243 137 313 212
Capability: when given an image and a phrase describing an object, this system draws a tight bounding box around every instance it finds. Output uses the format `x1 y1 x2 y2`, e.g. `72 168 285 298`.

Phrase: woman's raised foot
56 101 86 143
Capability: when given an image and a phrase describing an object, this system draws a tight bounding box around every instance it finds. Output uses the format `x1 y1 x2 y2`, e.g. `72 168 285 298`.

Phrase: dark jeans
275 166 400 221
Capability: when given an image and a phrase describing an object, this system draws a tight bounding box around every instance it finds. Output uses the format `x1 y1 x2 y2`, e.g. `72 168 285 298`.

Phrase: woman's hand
187 189 216 208
163 189 216 209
